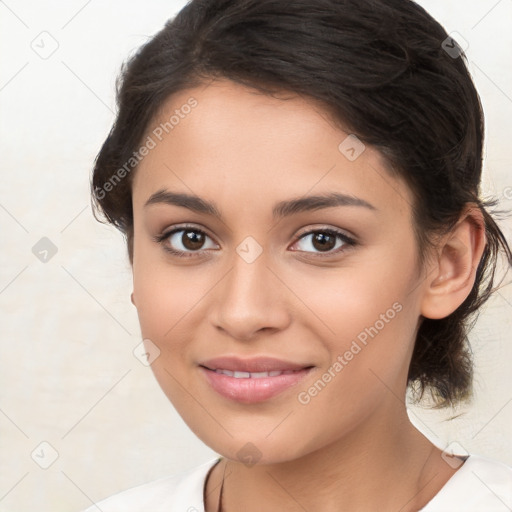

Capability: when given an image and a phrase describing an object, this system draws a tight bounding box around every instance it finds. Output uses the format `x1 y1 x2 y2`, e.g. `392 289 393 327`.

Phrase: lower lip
199 366 313 403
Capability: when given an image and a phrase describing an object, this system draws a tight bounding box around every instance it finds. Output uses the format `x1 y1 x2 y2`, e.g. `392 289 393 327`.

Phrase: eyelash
152 224 357 259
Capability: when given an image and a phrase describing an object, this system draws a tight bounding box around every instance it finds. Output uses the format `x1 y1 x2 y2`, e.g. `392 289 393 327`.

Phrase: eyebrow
144 189 377 220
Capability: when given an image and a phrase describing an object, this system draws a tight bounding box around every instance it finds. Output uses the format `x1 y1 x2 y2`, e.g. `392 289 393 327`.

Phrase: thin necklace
216 459 226 512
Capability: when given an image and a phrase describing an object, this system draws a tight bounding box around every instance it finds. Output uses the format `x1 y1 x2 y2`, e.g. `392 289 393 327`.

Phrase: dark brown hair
91 0 512 407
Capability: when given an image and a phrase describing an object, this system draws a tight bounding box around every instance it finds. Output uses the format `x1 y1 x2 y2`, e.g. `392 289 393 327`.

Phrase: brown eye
291 229 355 256
311 232 336 252
158 227 218 255
181 230 206 250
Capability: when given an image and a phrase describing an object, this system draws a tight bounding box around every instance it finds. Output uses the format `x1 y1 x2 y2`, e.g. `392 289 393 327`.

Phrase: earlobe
420 206 486 320
131 292 136 306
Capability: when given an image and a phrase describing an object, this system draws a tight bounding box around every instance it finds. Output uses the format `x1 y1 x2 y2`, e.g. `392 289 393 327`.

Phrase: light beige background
0 1 511 510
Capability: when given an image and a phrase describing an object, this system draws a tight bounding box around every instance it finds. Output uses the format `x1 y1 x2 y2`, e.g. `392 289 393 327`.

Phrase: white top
81 454 512 511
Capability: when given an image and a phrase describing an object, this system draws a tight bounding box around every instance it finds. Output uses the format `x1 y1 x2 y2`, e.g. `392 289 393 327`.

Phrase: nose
209 249 291 342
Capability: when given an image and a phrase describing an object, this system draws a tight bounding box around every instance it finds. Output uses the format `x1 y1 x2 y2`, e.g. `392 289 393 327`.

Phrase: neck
206 404 459 512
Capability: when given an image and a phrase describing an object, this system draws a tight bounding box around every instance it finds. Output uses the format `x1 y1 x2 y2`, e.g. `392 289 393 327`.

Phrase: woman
84 0 512 510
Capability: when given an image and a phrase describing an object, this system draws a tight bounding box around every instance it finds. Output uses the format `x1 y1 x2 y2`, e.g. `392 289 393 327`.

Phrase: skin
130 78 486 511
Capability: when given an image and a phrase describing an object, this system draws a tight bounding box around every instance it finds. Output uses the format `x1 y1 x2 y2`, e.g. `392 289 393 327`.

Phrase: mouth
198 356 315 403
207 368 302 378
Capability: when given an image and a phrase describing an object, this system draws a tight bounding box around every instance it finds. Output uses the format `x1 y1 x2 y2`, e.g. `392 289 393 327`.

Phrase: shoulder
80 457 220 512
421 454 512 511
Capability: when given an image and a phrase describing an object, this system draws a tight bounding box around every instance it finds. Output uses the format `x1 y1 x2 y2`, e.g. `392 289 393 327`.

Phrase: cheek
132 251 214 340
132 258 222 410
286 258 410 346
290 300 416 456
132 265 204 416
288 257 418 396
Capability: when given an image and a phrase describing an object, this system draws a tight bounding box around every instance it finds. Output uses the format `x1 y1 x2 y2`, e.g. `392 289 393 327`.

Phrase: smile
200 367 313 403
212 369 300 378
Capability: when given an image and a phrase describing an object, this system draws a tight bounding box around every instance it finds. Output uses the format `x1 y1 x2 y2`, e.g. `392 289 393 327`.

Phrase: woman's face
131 79 428 464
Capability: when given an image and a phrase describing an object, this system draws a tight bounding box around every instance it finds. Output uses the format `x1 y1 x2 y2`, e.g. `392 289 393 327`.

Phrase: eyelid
151 223 219 256
293 224 356 242
289 226 357 256
153 223 357 257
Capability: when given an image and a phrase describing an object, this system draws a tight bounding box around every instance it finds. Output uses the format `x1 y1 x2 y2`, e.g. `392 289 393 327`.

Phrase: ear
130 292 136 306
420 205 486 320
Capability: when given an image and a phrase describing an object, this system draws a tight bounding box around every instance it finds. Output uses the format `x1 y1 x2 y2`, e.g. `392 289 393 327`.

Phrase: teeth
213 369 293 378
215 369 234 377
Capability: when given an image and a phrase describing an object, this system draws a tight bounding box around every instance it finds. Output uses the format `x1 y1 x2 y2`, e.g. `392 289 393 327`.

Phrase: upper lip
199 356 313 373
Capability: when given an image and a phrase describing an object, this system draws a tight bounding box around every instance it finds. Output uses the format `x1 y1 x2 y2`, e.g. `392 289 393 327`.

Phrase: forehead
132 79 413 220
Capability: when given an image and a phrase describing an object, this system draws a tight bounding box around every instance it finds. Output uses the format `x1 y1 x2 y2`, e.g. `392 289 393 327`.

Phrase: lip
199 356 311 373
198 356 314 403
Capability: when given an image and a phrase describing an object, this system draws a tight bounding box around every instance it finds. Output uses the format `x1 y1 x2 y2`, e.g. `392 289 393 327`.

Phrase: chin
192 424 319 466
